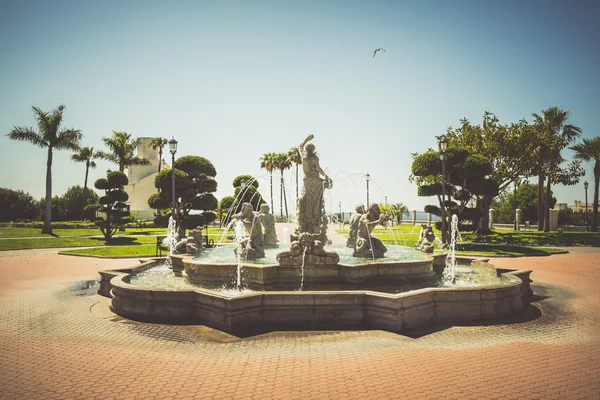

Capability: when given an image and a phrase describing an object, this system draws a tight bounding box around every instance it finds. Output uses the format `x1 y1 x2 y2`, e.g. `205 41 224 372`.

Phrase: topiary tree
93 171 130 240
220 174 265 226
148 155 219 238
410 144 499 241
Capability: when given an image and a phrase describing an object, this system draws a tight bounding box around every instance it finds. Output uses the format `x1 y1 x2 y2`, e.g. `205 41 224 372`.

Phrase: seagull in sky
373 48 386 58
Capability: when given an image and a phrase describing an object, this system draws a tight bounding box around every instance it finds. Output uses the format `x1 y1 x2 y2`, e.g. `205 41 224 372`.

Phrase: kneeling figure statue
414 224 437 254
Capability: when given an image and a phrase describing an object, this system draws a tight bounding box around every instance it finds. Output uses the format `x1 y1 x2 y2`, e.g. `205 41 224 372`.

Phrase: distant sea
338 211 440 222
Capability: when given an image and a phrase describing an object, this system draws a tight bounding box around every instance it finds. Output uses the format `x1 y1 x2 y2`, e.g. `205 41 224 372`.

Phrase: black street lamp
439 138 448 244
169 137 178 220
366 173 371 207
513 179 519 231
584 181 589 232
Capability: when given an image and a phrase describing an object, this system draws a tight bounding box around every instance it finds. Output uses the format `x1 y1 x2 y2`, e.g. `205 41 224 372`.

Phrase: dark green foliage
60 185 99 221
189 193 219 210
233 175 259 188
458 207 482 221
424 205 441 216
107 171 129 186
153 213 170 228
175 155 217 177
492 183 555 224
0 188 38 221
93 171 130 240
469 178 500 197
94 178 110 190
38 186 100 222
219 196 235 212
154 168 187 189
411 152 441 176
418 183 443 197
459 155 493 179
149 155 218 236
411 144 497 237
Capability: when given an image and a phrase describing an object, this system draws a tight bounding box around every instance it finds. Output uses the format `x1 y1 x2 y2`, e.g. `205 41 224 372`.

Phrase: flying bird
373 48 386 58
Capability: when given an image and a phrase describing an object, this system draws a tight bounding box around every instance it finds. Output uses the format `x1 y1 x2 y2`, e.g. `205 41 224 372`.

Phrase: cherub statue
414 224 436 254
232 202 265 259
257 204 278 248
346 204 365 248
353 203 389 258
185 226 203 254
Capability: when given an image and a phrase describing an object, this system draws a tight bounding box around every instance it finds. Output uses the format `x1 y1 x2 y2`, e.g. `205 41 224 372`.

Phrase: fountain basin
98 257 533 337
178 253 444 289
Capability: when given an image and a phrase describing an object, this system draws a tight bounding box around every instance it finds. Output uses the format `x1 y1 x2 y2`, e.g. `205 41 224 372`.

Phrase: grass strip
0 235 156 251
60 244 162 258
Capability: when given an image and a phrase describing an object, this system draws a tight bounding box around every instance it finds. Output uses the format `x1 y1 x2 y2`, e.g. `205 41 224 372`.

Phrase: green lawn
453 244 565 256
1 223 594 256
461 231 600 247
0 235 157 251
0 226 168 238
60 244 164 258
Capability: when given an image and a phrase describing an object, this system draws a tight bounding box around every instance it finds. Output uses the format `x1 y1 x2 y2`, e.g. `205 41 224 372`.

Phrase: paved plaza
0 247 598 400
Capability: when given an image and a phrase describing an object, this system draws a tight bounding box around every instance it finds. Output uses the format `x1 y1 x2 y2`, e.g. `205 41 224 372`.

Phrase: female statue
296 135 332 236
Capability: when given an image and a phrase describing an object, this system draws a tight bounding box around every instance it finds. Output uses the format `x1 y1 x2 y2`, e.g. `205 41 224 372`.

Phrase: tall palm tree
274 153 292 218
7 105 82 234
287 146 302 199
97 131 150 172
393 202 409 224
260 152 277 213
149 137 168 173
532 107 582 232
71 146 100 219
571 137 600 231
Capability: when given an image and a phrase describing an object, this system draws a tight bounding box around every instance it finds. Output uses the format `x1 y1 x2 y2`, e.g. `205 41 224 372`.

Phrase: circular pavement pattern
0 248 598 399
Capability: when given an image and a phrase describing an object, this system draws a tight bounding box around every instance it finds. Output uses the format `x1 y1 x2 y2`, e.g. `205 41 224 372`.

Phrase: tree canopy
93 171 130 240
97 131 150 172
411 144 498 237
148 155 218 234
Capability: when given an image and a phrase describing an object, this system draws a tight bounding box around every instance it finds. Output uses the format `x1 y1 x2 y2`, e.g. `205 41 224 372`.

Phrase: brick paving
0 248 599 400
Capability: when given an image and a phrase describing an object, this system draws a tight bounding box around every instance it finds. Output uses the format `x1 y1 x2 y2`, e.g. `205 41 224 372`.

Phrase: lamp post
584 181 589 232
169 137 178 221
513 179 519 231
366 173 371 207
439 138 448 244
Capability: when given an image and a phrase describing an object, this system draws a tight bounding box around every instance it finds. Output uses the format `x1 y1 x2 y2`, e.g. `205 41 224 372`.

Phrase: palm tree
97 131 150 172
71 146 100 219
260 152 277 213
7 105 82 234
571 137 600 232
274 153 292 218
393 202 409 224
287 146 302 199
149 137 168 173
532 107 582 232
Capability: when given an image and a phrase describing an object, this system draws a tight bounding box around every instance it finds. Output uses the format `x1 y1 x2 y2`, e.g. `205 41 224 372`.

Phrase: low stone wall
99 258 531 337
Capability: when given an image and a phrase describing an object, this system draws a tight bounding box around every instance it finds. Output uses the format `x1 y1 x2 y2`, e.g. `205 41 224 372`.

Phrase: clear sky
1 0 598 215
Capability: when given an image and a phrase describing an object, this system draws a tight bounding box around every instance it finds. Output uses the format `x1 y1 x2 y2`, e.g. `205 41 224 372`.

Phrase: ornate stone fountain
98 135 534 337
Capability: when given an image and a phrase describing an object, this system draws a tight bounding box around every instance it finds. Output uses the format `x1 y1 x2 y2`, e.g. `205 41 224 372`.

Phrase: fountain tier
99 257 533 337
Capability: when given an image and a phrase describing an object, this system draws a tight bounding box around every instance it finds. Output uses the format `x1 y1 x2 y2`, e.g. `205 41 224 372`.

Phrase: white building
124 137 169 220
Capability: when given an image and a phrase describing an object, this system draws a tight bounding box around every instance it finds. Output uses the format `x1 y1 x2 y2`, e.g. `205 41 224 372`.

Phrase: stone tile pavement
0 248 598 399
